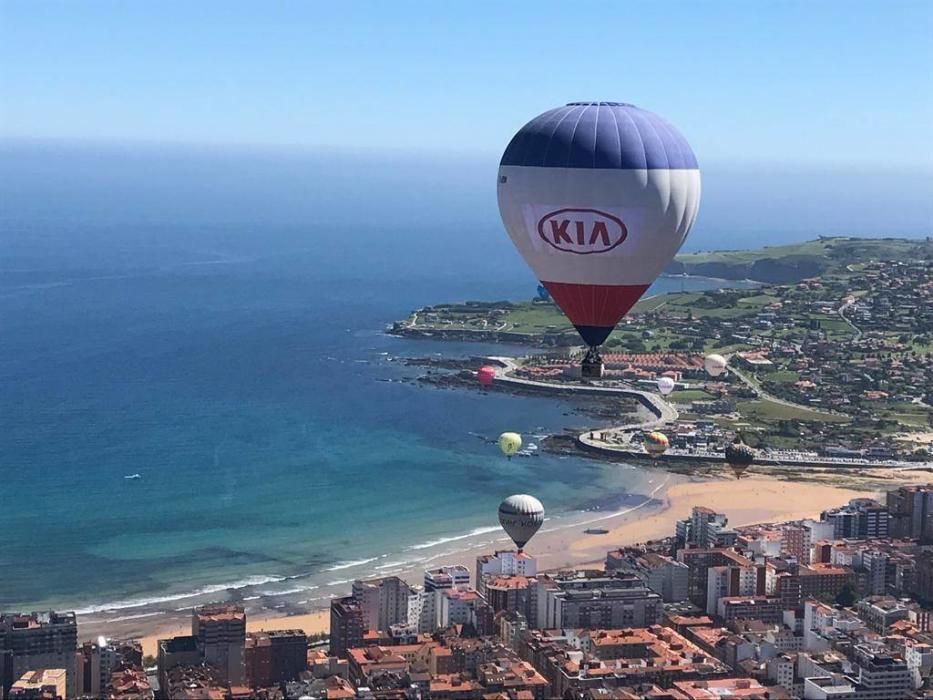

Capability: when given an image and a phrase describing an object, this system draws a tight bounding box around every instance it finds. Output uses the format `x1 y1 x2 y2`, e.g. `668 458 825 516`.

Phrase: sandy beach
137 610 330 658
565 475 878 562
83 469 897 658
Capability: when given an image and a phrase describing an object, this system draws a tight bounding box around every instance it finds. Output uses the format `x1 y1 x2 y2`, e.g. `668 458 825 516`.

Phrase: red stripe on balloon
542 281 650 327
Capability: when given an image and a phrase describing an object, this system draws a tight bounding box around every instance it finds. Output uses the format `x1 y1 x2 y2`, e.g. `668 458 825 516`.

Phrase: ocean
0 142 867 621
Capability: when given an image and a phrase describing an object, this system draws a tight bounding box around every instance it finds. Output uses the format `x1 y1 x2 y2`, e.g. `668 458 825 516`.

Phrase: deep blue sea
2 143 919 620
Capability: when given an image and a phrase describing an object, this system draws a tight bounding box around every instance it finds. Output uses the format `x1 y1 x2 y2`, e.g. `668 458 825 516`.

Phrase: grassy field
676 237 931 269
737 398 850 423
760 370 800 384
670 389 718 401
675 239 834 265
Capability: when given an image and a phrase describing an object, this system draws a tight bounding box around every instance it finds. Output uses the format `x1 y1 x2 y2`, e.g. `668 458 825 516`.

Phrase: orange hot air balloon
644 431 669 459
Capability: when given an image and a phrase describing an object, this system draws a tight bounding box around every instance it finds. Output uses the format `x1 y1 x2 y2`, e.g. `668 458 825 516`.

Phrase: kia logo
537 208 627 254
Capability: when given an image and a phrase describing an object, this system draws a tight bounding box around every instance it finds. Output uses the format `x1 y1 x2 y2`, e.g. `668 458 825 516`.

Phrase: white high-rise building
476 551 536 595
408 566 471 633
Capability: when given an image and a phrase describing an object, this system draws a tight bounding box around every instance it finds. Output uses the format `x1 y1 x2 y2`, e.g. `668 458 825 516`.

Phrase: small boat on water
584 527 609 535
124 473 142 480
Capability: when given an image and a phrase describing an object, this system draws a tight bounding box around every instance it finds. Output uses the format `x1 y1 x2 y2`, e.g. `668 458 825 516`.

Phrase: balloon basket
581 348 605 379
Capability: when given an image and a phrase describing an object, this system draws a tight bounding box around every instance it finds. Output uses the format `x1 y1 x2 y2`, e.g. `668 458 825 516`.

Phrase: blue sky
1 1 932 168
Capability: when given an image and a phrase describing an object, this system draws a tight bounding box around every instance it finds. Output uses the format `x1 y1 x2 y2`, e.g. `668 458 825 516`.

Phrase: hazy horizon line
3 136 932 174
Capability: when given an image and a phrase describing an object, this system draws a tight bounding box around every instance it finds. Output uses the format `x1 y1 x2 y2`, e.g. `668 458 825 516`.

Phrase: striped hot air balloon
498 102 700 376
644 431 670 459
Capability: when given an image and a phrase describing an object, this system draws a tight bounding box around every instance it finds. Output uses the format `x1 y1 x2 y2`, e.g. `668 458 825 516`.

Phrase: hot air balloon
536 284 551 301
724 438 755 479
498 102 701 378
644 431 669 459
704 353 727 377
498 494 544 552
477 366 496 387
657 376 675 396
498 432 522 459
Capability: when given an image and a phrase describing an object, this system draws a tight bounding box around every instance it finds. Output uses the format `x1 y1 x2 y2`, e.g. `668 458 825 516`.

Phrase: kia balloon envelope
498 102 701 375
657 376 675 396
477 366 496 387
704 354 727 377
498 432 522 459
498 494 544 551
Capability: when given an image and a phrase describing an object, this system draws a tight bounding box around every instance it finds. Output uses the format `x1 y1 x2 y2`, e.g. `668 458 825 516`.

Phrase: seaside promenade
487 357 933 472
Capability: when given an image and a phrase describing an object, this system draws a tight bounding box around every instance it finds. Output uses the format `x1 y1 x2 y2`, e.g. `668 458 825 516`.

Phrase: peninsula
393 237 933 473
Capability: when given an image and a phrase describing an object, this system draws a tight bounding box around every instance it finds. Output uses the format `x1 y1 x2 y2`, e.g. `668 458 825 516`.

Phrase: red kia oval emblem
537 208 627 254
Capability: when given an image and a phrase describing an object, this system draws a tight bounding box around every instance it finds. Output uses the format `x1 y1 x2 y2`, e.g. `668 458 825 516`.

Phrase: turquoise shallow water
0 229 734 614
0 146 757 616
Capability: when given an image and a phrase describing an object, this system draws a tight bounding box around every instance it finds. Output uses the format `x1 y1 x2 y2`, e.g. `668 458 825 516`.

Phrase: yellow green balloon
498 432 522 459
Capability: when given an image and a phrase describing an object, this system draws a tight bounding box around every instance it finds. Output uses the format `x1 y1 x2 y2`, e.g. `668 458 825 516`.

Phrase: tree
834 584 857 607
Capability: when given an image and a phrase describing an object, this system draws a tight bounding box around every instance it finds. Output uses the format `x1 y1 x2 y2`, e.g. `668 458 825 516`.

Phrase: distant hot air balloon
477 366 496 387
724 438 755 479
498 432 522 459
644 431 669 459
704 353 727 377
498 494 544 552
657 376 675 396
536 284 551 301
498 102 701 377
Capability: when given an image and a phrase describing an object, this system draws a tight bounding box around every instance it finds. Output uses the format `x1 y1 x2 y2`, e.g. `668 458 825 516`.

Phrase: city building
329 597 364 659
108 665 153 700
9 669 67 699
542 583 663 629
193 603 246 686
855 596 910 633
706 563 762 615
678 549 758 608
243 629 307 687
75 638 141 697
162 664 229 700
850 645 912 699
798 563 856 600
0 612 77 699
530 626 729 697
717 596 784 624
438 587 483 628
350 576 412 633
606 549 689 602
417 565 471 632
821 499 889 540
887 484 933 542
156 636 200 693
677 507 734 549
476 551 537 595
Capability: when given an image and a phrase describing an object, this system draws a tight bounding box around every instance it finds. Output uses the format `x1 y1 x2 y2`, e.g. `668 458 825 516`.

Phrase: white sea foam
407 526 501 550
325 578 354 587
258 585 319 596
105 611 166 623
322 557 380 572
74 574 287 615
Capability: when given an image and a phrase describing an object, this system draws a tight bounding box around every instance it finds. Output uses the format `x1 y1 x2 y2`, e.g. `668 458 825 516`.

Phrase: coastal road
487 357 678 453
837 300 863 339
